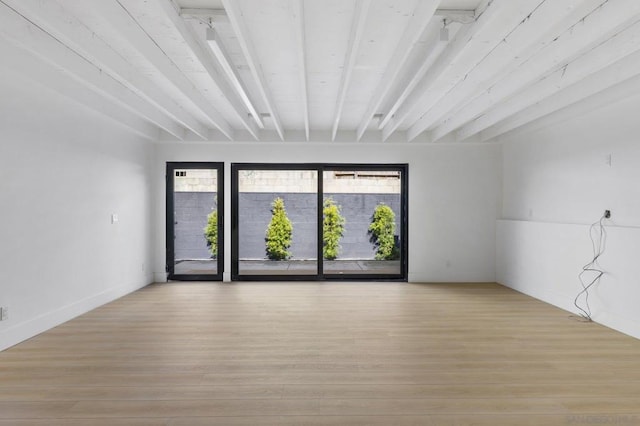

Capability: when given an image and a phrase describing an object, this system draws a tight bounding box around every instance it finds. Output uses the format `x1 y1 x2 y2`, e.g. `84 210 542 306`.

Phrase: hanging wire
573 213 608 322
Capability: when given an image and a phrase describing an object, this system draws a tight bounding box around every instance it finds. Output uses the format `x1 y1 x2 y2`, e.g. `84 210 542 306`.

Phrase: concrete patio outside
174 259 401 276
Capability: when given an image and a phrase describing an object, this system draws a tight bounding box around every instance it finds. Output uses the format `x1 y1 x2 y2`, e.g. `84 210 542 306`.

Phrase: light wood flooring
1 282 640 425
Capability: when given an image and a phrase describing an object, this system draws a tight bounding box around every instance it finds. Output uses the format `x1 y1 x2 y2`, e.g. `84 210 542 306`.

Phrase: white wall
155 142 501 283
497 89 640 339
0 66 156 351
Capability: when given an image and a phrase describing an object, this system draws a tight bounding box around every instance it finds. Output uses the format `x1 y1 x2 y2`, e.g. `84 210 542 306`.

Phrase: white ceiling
1 0 640 143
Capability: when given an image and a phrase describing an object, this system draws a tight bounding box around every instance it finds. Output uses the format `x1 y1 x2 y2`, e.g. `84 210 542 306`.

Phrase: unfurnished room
1 0 640 425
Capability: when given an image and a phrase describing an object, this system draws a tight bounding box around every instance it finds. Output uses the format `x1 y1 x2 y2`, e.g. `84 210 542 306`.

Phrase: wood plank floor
1 282 640 425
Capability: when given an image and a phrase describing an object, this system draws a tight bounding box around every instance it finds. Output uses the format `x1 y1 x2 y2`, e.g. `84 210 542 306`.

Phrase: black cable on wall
574 211 609 322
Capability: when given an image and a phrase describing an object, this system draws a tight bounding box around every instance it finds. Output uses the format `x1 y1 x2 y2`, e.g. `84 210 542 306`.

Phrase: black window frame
231 163 408 281
166 162 224 281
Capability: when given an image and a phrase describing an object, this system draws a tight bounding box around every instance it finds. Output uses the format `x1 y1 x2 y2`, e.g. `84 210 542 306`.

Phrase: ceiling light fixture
206 28 263 128
440 19 449 42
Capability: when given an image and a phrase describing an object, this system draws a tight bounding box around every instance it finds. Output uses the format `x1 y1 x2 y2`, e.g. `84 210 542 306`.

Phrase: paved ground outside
174 259 400 276
174 259 217 275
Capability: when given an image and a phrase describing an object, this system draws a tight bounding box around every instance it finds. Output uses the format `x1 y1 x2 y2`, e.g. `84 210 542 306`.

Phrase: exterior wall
327 193 401 259
173 192 217 260
238 192 401 259
173 169 217 192
237 170 401 193
173 192 400 260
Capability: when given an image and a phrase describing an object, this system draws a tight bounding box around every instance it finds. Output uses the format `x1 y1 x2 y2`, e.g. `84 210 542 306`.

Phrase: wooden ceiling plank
479 61 640 142
454 19 640 142
222 0 285 140
0 0 216 140
81 0 234 139
0 35 159 140
382 0 544 142
331 0 371 142
355 0 440 141
0 1 186 140
408 0 606 141
427 0 640 142
378 21 449 137
291 0 309 141
438 0 640 143
148 0 260 140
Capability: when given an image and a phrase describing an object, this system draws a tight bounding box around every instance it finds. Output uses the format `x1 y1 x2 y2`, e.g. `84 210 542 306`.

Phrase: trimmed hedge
203 209 218 258
368 203 399 260
265 197 293 260
323 197 346 260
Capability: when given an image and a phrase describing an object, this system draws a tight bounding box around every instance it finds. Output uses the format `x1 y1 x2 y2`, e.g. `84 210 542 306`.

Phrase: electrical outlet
604 210 611 219
0 307 8 321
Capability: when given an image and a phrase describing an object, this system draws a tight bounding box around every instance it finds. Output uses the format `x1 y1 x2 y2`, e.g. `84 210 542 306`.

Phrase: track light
206 28 263 128
440 19 449 42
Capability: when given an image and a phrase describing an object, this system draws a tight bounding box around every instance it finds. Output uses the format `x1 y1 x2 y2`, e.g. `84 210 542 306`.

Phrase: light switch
111 213 119 224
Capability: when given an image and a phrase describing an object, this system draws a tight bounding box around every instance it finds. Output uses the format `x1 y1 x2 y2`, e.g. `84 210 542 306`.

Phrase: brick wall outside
173 192 217 260
173 192 401 260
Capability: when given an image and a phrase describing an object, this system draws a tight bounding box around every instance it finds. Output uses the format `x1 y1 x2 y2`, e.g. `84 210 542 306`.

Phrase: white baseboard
497 219 640 340
153 272 168 283
0 280 149 351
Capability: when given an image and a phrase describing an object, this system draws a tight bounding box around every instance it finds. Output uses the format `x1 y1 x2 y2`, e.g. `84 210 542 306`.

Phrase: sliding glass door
234 166 319 277
232 163 407 281
322 167 403 277
166 162 224 281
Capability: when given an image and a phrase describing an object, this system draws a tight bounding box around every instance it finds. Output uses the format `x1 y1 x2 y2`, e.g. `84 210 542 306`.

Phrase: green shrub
203 209 218 258
323 197 346 260
265 197 293 260
368 203 399 260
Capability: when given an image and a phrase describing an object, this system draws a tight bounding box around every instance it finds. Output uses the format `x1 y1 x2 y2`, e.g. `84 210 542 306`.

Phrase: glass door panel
235 167 318 278
232 163 407 281
167 162 223 281
323 169 403 277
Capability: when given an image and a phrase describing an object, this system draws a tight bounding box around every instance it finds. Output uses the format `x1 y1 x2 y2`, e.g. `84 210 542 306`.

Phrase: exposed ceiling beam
0 0 216 140
454 19 640 142
291 0 309 141
406 0 607 142
0 34 159 140
331 0 371 142
479 50 640 142
81 0 234 140
434 9 475 21
382 0 544 142
179 8 228 23
142 0 260 139
228 128 419 143
0 1 177 140
431 0 640 142
355 0 440 141
182 7 474 25
222 0 285 140
378 21 450 134
482 63 640 143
